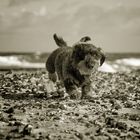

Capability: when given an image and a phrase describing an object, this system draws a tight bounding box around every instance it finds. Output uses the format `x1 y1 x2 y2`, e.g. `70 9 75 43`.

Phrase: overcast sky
0 0 140 53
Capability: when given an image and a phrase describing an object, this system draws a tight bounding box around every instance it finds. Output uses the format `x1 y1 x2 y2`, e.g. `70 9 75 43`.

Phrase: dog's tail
53 33 67 47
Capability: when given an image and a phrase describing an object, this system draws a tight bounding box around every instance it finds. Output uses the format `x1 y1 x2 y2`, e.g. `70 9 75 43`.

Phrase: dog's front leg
81 80 93 99
64 78 82 99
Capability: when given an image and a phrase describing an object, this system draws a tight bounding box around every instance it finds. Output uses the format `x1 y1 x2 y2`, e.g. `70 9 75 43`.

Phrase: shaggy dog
46 34 105 99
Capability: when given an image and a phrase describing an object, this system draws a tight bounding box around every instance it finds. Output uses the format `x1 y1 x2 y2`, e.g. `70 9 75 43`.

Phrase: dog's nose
85 55 96 69
85 61 94 69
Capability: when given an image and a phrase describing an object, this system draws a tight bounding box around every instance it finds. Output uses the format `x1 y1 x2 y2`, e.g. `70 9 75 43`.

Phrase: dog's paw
68 90 82 100
48 73 57 82
82 91 93 99
82 86 93 99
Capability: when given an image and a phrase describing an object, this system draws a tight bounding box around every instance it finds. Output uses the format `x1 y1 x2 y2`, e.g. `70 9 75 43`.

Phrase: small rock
124 101 133 108
114 104 122 110
22 124 32 135
5 135 12 140
85 132 90 136
4 103 10 106
5 107 14 114
109 99 116 105
107 128 121 136
129 127 139 134
75 113 80 117
105 117 116 127
59 104 66 110
111 110 118 115
46 134 52 140
83 114 89 118
48 103 57 109
90 136 95 140
75 132 84 140
0 112 8 122
129 114 140 121
14 121 22 126
116 122 127 130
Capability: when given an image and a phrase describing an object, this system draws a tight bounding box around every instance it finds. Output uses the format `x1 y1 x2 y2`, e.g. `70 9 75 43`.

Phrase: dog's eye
92 53 100 59
80 55 85 60
90 52 96 56
94 54 98 57
78 52 85 60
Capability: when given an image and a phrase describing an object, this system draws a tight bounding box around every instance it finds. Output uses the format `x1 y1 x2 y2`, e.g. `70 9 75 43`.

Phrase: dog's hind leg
48 73 57 83
46 57 57 82
46 48 62 82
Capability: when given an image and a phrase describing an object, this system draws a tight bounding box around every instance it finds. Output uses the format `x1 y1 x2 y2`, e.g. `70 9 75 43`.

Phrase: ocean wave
0 56 44 69
0 56 140 72
99 58 140 72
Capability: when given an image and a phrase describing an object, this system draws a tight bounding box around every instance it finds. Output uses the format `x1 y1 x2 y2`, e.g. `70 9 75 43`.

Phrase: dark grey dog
46 34 105 99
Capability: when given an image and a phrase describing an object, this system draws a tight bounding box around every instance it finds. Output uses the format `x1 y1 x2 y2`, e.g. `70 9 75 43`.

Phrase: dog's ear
72 44 85 62
79 36 91 42
98 48 106 66
53 33 67 47
100 54 106 66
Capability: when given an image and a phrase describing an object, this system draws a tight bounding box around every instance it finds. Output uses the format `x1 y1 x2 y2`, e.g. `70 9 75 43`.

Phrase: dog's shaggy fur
46 34 105 99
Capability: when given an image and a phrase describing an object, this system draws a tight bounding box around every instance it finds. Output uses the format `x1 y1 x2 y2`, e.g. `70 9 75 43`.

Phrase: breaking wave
0 56 44 69
0 55 140 72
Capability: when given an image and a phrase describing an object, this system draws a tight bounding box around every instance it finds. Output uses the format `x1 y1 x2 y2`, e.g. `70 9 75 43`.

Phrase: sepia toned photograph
0 0 140 139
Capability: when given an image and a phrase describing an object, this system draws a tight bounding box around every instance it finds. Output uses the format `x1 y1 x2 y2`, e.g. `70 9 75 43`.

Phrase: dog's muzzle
85 55 99 69
85 60 95 69
77 59 99 75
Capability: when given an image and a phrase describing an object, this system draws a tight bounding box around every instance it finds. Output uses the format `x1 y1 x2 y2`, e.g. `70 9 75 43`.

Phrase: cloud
0 0 140 52
8 0 39 6
72 3 140 36
0 0 47 31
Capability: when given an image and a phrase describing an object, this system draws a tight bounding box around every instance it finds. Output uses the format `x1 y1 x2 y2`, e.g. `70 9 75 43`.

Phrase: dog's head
71 38 105 75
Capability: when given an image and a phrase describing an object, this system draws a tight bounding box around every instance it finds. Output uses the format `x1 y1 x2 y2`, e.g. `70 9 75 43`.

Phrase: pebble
0 70 139 139
75 132 84 140
22 124 32 135
5 107 14 114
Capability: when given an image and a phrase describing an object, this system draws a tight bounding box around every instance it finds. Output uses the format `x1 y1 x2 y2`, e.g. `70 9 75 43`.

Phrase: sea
0 52 140 73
